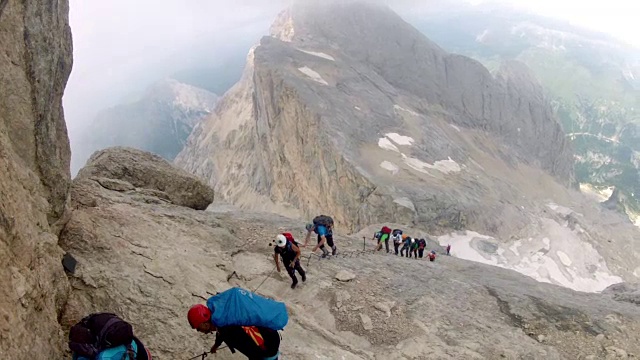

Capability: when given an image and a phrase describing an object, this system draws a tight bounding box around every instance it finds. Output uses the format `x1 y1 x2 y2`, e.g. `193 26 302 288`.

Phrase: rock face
0 0 73 358
77 147 214 210
59 156 640 359
603 283 640 305
175 1 574 235
72 79 218 175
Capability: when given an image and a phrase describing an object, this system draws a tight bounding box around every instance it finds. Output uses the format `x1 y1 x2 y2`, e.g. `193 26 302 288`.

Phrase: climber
400 235 412 257
446 244 451 256
69 312 151 360
373 230 381 245
410 237 419 259
304 215 336 257
428 250 437 262
375 225 392 253
188 304 281 360
273 233 306 289
391 229 403 255
417 238 427 258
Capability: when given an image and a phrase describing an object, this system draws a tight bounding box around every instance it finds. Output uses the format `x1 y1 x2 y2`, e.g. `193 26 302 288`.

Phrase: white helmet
276 234 287 247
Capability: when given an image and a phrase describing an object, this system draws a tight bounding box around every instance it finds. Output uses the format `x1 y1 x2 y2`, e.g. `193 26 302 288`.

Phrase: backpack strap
97 317 121 349
119 343 136 360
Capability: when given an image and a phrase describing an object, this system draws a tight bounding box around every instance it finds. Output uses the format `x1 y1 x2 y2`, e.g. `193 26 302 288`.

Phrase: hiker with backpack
374 226 392 253
274 233 307 289
400 235 412 257
409 238 419 259
428 250 437 262
69 312 151 360
391 229 403 255
304 215 336 258
188 287 287 360
417 238 427 258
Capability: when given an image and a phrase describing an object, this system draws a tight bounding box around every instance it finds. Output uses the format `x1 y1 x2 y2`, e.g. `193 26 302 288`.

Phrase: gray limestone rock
78 147 214 210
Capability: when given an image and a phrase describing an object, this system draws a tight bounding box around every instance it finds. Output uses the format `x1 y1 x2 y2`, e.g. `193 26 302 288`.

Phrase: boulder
335 270 356 282
77 147 214 210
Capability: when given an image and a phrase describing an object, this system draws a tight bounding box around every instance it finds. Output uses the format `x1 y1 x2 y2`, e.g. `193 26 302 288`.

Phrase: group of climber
272 214 335 289
68 214 458 360
373 226 450 261
67 215 333 360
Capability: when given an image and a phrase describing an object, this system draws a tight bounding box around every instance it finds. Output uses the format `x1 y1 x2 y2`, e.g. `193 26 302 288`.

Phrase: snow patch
354 106 361 111
393 197 416 212
557 251 572 266
298 49 335 61
380 161 399 175
393 105 421 117
403 155 461 174
438 226 623 293
378 138 399 152
385 133 415 146
449 124 461 132
298 67 329 85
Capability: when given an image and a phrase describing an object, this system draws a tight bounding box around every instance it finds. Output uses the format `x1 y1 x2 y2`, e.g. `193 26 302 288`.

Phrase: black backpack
69 313 135 358
313 215 334 227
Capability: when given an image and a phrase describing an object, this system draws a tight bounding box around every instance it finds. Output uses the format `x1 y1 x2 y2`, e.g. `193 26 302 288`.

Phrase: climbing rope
252 266 277 293
185 346 228 360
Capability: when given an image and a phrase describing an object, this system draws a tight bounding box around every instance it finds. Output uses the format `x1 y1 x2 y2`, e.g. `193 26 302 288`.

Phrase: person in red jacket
428 250 436 262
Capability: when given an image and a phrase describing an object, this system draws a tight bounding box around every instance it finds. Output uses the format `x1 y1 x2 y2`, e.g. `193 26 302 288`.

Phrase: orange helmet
401 234 409 240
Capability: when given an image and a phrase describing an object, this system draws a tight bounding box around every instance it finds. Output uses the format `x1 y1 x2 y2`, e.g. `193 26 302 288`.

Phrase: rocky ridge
175 1 640 292
175 1 574 234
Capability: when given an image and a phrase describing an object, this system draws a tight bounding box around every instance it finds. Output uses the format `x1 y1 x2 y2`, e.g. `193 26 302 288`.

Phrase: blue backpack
73 340 137 360
206 287 289 330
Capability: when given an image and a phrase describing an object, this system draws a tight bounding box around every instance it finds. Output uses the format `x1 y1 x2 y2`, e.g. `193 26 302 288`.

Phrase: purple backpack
69 313 134 357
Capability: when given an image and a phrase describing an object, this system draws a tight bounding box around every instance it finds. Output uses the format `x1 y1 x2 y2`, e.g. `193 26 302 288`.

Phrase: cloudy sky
64 0 639 172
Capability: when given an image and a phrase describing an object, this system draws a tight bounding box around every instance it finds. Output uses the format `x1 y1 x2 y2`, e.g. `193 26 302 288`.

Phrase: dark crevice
486 287 526 330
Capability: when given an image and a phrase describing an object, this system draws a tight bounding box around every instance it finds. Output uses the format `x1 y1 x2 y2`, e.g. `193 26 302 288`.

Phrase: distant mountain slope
408 5 640 213
175 1 640 293
72 79 218 174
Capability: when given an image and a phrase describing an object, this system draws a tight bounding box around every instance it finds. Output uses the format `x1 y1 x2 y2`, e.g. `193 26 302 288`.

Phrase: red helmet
187 304 211 329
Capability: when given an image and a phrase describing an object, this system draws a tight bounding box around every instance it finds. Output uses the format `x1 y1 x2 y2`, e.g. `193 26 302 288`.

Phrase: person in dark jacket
417 238 427 258
188 304 281 360
274 234 306 289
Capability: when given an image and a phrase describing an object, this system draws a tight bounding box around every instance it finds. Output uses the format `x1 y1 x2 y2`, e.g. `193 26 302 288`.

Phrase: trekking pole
363 236 366 251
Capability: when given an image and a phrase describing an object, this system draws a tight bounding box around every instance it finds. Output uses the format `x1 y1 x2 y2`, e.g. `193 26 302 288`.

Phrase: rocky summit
176 0 574 233
176 1 640 293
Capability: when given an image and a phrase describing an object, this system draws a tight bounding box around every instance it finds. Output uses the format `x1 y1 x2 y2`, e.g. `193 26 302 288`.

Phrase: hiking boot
291 282 298 289
332 246 337 256
321 252 328 258
301 273 306 282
